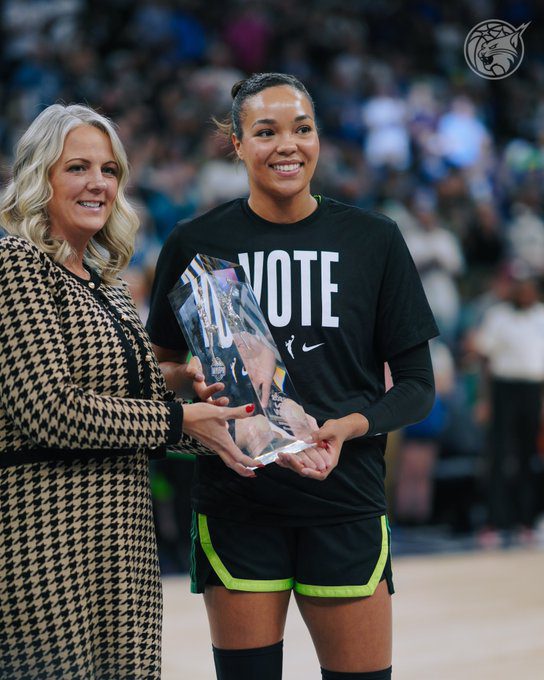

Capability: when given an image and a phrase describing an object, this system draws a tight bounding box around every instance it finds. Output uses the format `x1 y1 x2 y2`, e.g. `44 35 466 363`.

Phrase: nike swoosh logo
302 342 325 352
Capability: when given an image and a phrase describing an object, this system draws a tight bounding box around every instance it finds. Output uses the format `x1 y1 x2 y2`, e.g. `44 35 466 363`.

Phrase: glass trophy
168 253 314 465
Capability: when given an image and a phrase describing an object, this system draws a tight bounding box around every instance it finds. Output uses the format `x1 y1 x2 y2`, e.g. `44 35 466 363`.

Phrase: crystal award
168 254 314 465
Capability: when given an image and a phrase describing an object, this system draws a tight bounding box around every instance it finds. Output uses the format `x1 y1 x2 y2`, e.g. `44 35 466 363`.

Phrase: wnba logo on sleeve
464 20 530 80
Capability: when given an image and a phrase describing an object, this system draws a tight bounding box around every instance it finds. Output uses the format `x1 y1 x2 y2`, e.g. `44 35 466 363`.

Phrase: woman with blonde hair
0 103 256 679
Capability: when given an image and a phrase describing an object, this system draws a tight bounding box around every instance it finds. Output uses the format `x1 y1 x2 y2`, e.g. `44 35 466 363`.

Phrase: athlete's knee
212 640 283 680
321 666 392 679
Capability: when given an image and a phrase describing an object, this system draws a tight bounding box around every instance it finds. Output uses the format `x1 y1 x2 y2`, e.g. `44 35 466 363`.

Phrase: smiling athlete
147 73 439 680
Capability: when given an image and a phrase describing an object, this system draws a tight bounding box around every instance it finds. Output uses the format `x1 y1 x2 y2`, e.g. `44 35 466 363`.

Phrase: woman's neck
247 191 318 224
64 255 90 280
49 227 90 278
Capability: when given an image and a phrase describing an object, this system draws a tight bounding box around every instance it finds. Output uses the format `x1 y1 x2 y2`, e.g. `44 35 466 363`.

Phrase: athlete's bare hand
277 414 369 480
276 442 332 474
274 403 326 472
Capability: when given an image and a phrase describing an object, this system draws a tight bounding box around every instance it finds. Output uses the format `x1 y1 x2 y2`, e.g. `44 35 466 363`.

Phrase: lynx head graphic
465 20 530 80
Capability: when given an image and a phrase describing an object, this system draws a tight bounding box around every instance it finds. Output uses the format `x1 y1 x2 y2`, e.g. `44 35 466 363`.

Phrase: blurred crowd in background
2 0 544 570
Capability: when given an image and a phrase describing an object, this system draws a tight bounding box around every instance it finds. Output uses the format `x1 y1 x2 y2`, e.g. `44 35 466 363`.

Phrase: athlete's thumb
308 420 335 447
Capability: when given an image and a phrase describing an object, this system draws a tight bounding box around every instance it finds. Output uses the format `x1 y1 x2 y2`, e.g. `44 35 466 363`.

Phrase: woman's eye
68 164 85 172
297 125 312 134
103 166 119 176
256 129 274 137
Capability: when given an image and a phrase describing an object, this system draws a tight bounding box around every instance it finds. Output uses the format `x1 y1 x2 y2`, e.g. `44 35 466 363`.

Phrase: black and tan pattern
0 453 161 679
0 236 209 456
0 236 207 678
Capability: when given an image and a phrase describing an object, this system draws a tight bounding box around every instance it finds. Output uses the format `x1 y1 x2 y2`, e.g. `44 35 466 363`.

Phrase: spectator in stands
475 272 544 546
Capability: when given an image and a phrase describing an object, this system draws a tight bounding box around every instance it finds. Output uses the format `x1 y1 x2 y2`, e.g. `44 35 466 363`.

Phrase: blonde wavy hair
0 103 139 284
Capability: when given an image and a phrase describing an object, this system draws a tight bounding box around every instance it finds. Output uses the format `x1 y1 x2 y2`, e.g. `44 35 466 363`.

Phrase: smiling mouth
78 201 104 208
270 162 303 173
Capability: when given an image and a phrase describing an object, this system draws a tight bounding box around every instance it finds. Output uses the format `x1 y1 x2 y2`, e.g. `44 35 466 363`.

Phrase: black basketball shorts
190 513 394 598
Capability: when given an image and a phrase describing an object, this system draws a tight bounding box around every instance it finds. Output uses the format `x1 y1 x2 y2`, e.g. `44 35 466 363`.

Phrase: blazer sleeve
0 240 191 451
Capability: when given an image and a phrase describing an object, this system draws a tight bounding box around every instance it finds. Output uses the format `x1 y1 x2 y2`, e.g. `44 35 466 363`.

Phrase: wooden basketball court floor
162 547 544 679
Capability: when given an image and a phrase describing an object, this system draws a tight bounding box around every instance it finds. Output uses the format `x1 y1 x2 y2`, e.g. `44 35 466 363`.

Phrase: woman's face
47 125 119 246
233 85 319 203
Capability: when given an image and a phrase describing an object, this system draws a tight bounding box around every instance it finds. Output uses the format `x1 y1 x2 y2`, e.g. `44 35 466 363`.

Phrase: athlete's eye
297 125 312 134
67 164 86 172
103 166 119 176
255 129 274 137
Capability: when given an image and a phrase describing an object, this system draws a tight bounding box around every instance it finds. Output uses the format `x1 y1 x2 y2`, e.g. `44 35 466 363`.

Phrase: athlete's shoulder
158 199 244 261
321 197 399 235
171 198 244 238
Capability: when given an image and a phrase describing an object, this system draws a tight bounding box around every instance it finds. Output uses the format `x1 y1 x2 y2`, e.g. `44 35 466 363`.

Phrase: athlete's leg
195 512 294 679
294 579 392 672
204 587 292 648
212 640 284 680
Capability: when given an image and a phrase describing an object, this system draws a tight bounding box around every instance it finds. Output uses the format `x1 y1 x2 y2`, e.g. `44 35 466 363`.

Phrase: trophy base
251 439 314 467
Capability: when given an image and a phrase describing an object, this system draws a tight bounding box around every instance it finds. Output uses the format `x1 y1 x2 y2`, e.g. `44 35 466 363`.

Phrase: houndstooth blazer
0 235 207 465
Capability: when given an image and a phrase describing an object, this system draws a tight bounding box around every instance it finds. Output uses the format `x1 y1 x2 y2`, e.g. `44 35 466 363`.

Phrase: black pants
487 379 542 529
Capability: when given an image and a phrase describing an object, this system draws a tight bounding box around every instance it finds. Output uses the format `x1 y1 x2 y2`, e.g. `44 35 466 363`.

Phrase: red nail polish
245 404 255 413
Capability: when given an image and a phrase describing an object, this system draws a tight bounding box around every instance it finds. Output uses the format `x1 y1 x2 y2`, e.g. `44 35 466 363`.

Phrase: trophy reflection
169 254 314 465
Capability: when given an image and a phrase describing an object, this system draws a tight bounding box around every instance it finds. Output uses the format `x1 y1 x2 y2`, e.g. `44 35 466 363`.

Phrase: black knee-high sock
212 640 283 680
321 667 392 679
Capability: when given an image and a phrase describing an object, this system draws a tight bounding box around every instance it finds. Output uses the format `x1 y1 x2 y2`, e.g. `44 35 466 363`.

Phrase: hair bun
231 79 246 99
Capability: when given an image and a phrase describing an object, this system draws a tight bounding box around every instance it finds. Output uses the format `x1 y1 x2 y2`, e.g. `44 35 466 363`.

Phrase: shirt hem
191 502 387 527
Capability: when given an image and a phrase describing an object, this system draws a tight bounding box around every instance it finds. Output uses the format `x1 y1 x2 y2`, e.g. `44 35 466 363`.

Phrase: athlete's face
233 85 319 204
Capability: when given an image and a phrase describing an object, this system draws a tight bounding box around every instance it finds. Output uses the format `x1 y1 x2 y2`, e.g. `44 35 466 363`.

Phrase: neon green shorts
190 513 394 598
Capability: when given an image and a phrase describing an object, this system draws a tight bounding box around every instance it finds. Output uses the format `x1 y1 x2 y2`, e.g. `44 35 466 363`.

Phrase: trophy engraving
168 253 314 465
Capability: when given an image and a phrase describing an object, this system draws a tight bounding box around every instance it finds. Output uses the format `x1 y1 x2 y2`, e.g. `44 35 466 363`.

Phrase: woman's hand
185 355 229 405
182 402 259 477
276 413 369 480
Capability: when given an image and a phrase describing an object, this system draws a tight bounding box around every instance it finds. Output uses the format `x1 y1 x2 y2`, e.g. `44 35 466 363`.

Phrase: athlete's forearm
336 413 370 440
362 341 435 436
